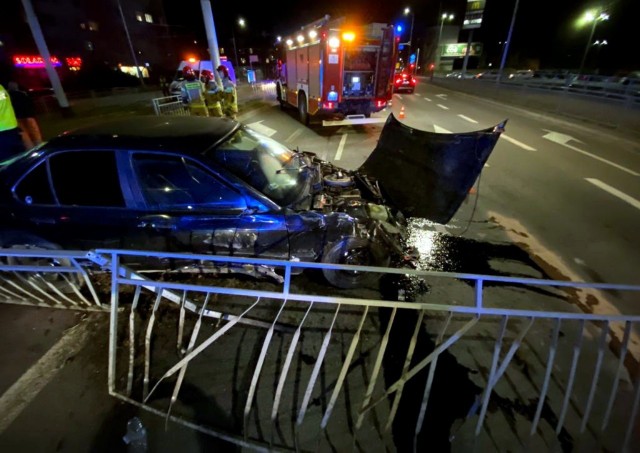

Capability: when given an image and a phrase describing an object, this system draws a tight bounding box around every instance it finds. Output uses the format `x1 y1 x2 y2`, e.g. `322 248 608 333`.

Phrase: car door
12 149 139 250
127 152 287 259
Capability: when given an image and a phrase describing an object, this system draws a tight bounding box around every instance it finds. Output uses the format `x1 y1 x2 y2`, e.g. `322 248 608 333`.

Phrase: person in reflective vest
0 83 25 161
180 68 208 116
217 65 238 119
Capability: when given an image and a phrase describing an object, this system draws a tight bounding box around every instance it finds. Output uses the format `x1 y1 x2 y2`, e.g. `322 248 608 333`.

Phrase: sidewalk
38 82 276 141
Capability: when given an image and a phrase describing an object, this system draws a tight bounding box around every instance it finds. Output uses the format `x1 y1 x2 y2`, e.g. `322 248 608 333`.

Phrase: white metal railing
3 246 640 450
96 248 640 452
151 95 190 116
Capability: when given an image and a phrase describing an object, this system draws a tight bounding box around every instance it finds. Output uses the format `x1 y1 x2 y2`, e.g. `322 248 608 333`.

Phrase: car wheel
408 89 414 94
298 92 309 126
321 237 390 289
0 231 83 294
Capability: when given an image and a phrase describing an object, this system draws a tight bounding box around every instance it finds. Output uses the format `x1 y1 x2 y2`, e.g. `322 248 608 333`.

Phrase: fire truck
276 16 397 126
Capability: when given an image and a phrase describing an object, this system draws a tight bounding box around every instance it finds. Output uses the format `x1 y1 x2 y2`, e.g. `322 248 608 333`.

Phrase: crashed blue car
0 115 504 288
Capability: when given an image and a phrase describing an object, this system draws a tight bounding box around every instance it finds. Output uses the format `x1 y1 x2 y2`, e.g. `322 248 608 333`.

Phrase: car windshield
207 126 309 206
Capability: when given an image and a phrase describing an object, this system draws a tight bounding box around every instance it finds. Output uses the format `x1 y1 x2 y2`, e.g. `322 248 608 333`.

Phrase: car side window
14 161 56 205
49 150 125 207
132 154 246 211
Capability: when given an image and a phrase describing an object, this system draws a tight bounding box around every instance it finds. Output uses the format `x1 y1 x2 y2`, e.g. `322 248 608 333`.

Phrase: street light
232 17 246 69
403 7 415 63
578 9 609 75
435 13 454 72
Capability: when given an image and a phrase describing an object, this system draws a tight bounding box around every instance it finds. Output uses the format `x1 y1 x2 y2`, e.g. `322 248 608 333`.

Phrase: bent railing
2 247 640 451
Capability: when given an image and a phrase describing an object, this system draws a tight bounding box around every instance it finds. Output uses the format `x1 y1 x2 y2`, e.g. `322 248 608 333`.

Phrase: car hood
358 113 506 224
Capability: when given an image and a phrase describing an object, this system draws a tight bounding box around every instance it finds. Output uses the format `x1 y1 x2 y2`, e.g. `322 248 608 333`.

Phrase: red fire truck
275 16 397 126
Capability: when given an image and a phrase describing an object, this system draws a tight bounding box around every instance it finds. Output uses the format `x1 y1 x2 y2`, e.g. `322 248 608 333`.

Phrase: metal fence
94 249 640 452
2 246 640 450
151 95 190 116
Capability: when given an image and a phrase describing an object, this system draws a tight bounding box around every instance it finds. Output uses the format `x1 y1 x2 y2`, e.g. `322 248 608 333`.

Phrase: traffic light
409 53 416 64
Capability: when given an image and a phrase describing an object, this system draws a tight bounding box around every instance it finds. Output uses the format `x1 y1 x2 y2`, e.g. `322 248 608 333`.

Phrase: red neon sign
65 57 82 69
13 55 62 68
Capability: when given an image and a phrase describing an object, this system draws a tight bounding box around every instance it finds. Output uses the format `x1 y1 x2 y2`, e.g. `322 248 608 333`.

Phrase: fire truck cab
276 16 396 126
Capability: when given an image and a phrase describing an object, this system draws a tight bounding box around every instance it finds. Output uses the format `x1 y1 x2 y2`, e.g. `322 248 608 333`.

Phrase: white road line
484 163 490 168
458 114 478 124
436 104 449 110
246 121 277 137
561 143 638 177
396 94 403 100
424 97 432 102
501 134 537 151
285 128 303 143
433 124 452 134
585 178 640 210
435 94 448 99
334 134 348 160
0 320 94 433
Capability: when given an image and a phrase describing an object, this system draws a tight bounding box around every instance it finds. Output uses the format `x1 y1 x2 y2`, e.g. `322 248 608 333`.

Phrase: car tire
0 231 83 294
298 92 309 126
321 237 390 289
408 89 414 94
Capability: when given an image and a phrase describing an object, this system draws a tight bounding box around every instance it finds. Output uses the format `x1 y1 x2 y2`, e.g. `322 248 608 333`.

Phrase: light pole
404 7 415 63
435 13 454 72
578 10 609 75
232 17 246 70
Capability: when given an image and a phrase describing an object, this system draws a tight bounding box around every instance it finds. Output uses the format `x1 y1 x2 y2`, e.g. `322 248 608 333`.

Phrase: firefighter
180 67 208 116
217 65 238 119
201 70 223 117
0 83 24 161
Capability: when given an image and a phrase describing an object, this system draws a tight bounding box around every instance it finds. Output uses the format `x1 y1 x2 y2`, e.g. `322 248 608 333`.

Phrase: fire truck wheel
298 93 309 125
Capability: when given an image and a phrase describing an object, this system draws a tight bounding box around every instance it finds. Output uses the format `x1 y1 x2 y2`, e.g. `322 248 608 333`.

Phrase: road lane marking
424 97 432 102
285 128 303 143
458 114 478 124
435 94 448 99
501 134 537 151
437 104 449 110
433 124 452 133
543 132 639 176
0 319 95 433
334 134 348 160
585 178 640 210
246 121 277 137
396 94 403 100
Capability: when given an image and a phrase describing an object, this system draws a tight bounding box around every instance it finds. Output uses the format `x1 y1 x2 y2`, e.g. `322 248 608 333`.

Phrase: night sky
164 0 636 74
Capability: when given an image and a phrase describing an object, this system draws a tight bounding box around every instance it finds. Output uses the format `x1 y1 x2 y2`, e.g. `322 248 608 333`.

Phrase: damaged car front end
0 114 505 290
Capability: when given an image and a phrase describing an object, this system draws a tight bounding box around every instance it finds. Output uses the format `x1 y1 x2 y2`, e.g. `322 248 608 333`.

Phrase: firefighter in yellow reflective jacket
216 65 238 119
0 83 25 161
180 67 208 116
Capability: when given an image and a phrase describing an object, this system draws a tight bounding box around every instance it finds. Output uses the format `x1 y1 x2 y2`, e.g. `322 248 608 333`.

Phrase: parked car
393 72 416 93
0 116 504 288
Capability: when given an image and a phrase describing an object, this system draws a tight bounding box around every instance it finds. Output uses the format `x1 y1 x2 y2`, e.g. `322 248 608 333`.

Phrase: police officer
217 65 238 120
0 83 25 161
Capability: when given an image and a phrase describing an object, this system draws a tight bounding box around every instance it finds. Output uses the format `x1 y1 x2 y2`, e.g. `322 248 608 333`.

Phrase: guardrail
151 95 190 116
95 248 640 452
3 247 640 450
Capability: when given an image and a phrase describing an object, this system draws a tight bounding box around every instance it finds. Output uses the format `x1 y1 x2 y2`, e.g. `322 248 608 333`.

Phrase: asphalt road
239 82 640 314
1 83 639 451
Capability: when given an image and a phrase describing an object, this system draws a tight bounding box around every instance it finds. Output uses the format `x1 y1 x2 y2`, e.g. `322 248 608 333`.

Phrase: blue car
0 115 504 288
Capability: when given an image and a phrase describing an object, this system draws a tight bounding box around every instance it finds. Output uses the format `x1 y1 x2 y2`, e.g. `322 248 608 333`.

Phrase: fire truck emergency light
342 31 355 42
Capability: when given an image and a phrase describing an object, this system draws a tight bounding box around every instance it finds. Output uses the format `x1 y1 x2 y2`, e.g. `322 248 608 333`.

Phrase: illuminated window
80 22 86 30
144 13 153 23
135 12 143 22
88 21 98 31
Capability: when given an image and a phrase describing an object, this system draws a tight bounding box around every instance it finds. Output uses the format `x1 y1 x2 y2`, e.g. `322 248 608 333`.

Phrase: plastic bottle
123 417 148 453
